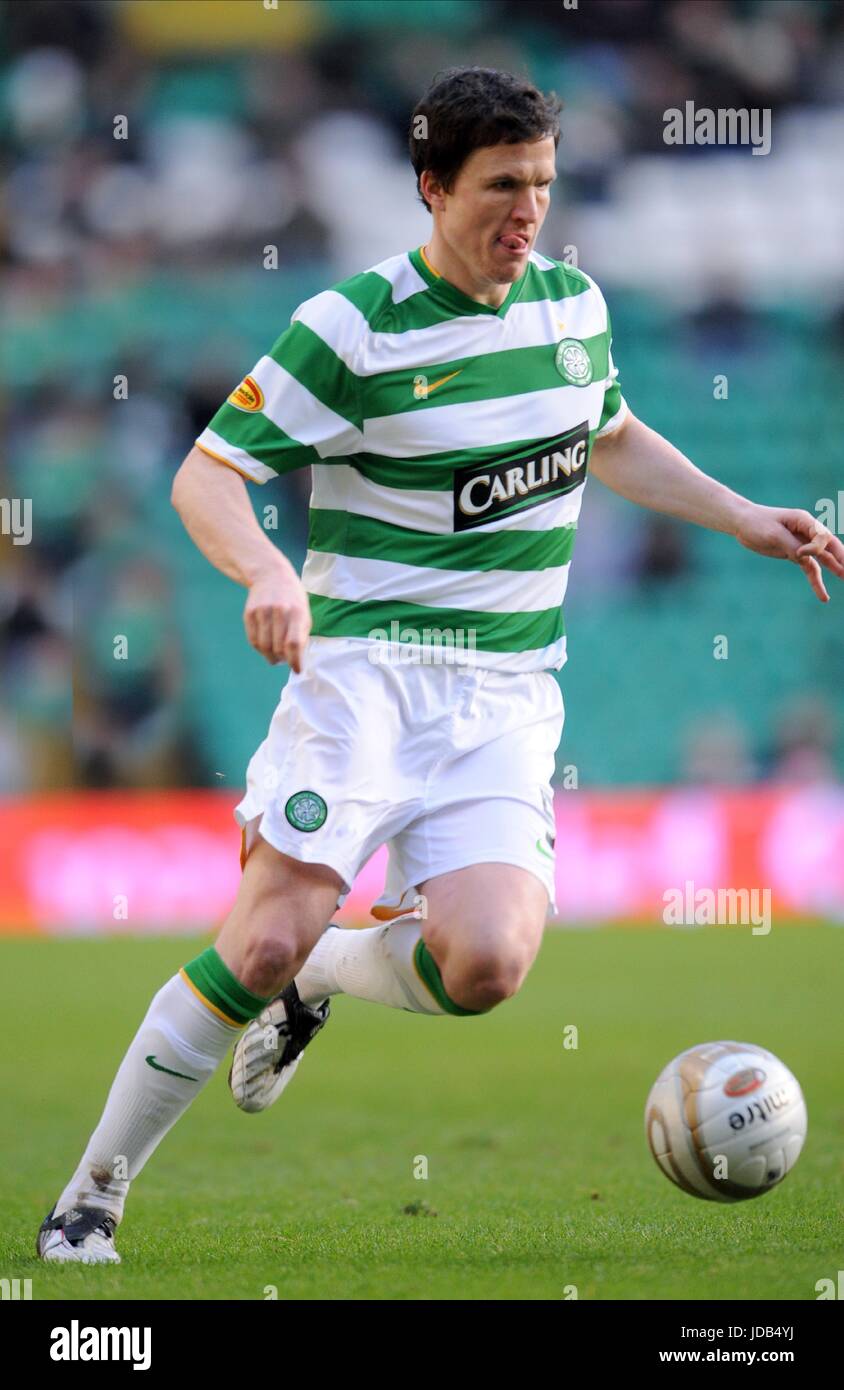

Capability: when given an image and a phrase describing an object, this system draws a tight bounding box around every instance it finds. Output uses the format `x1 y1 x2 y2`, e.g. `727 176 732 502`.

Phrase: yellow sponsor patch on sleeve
228 375 264 412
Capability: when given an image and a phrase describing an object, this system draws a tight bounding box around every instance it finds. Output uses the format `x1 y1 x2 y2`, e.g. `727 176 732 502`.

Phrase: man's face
425 137 557 288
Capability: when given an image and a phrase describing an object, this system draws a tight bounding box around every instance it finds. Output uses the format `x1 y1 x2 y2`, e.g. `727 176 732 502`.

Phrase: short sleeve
195 293 365 484
595 303 628 439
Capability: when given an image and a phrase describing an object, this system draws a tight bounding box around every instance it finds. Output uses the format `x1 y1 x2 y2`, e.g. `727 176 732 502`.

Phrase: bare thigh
214 816 343 997
417 862 548 1012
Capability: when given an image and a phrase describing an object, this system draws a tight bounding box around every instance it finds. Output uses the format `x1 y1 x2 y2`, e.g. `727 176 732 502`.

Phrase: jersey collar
409 245 528 319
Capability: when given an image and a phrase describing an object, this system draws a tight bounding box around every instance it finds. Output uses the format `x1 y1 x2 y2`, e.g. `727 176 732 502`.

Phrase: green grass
1 927 841 1300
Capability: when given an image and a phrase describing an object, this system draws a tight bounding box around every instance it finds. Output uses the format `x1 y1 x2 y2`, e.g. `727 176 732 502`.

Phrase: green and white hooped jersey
196 247 627 672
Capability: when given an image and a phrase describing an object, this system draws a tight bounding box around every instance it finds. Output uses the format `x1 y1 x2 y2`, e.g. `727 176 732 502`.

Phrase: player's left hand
735 505 844 602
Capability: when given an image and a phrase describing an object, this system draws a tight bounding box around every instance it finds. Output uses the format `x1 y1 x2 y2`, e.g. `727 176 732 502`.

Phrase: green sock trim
182 947 271 1026
413 939 482 1016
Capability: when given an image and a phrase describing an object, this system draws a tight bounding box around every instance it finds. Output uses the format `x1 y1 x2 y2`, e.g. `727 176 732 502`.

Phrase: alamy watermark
367 621 478 667
50 1322 151 1370
663 880 771 935
1 1278 32 1300
0 497 32 545
815 492 844 534
663 102 771 156
816 1271 844 1299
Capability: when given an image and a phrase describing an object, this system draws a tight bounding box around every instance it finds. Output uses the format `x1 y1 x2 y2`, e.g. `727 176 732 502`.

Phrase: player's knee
238 931 304 996
450 946 529 1010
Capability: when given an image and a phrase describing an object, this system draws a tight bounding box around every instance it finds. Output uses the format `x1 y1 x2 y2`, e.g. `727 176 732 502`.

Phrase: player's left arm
589 411 844 603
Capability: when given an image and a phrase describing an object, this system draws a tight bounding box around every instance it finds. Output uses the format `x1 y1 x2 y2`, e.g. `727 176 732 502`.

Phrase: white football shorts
233 636 563 916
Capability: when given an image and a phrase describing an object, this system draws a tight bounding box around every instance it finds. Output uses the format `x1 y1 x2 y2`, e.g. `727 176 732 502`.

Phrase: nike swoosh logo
536 838 555 861
426 369 463 394
145 1054 198 1082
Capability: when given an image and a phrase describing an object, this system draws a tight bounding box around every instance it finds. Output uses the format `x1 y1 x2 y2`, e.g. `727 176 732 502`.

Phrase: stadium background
1 0 843 931
2 0 844 1309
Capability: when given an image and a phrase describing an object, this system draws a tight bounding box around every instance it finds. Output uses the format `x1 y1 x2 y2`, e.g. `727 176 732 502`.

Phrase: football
645 1041 807 1202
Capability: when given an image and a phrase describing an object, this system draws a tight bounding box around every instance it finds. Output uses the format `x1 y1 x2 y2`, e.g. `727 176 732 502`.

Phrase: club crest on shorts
284 790 327 832
554 338 593 386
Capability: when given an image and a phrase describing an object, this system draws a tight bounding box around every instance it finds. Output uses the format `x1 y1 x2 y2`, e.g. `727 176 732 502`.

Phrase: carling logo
453 421 589 531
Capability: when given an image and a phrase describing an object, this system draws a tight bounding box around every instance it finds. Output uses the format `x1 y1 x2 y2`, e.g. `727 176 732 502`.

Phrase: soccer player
38 67 844 1262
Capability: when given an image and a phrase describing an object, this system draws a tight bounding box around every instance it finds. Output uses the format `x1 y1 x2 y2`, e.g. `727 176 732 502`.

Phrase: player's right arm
171 445 311 671
175 289 364 669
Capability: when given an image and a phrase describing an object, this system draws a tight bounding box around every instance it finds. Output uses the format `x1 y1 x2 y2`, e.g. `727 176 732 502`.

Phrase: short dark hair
409 67 562 213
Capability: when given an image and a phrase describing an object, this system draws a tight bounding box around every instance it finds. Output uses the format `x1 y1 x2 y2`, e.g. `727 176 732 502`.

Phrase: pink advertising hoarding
0 788 842 934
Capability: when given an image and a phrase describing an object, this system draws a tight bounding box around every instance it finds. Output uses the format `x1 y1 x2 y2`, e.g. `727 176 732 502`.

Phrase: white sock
295 914 454 1015
54 973 241 1224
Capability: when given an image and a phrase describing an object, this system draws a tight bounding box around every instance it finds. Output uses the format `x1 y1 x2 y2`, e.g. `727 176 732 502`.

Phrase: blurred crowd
1 0 842 791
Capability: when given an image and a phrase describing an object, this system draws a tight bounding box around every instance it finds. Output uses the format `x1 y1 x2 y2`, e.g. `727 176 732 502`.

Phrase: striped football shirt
196 245 628 672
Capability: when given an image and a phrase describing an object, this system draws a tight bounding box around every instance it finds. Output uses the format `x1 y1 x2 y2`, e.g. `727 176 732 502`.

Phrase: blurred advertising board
0 788 842 934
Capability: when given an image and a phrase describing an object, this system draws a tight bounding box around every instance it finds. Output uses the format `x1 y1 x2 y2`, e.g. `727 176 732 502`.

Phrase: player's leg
292 860 548 1016
226 817 342 1112
292 668 561 1019
229 657 561 1108
214 833 341 995
37 838 341 1263
415 861 548 1012
230 843 553 1112
404 667 560 1013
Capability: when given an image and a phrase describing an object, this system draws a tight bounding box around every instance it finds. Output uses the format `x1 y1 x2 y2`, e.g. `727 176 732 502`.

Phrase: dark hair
409 67 562 213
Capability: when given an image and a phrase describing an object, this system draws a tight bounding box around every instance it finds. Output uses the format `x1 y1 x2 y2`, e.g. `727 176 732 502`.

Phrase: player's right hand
243 565 311 671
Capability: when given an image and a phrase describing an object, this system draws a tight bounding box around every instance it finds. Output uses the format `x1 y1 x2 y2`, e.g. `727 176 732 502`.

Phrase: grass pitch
1 925 841 1300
